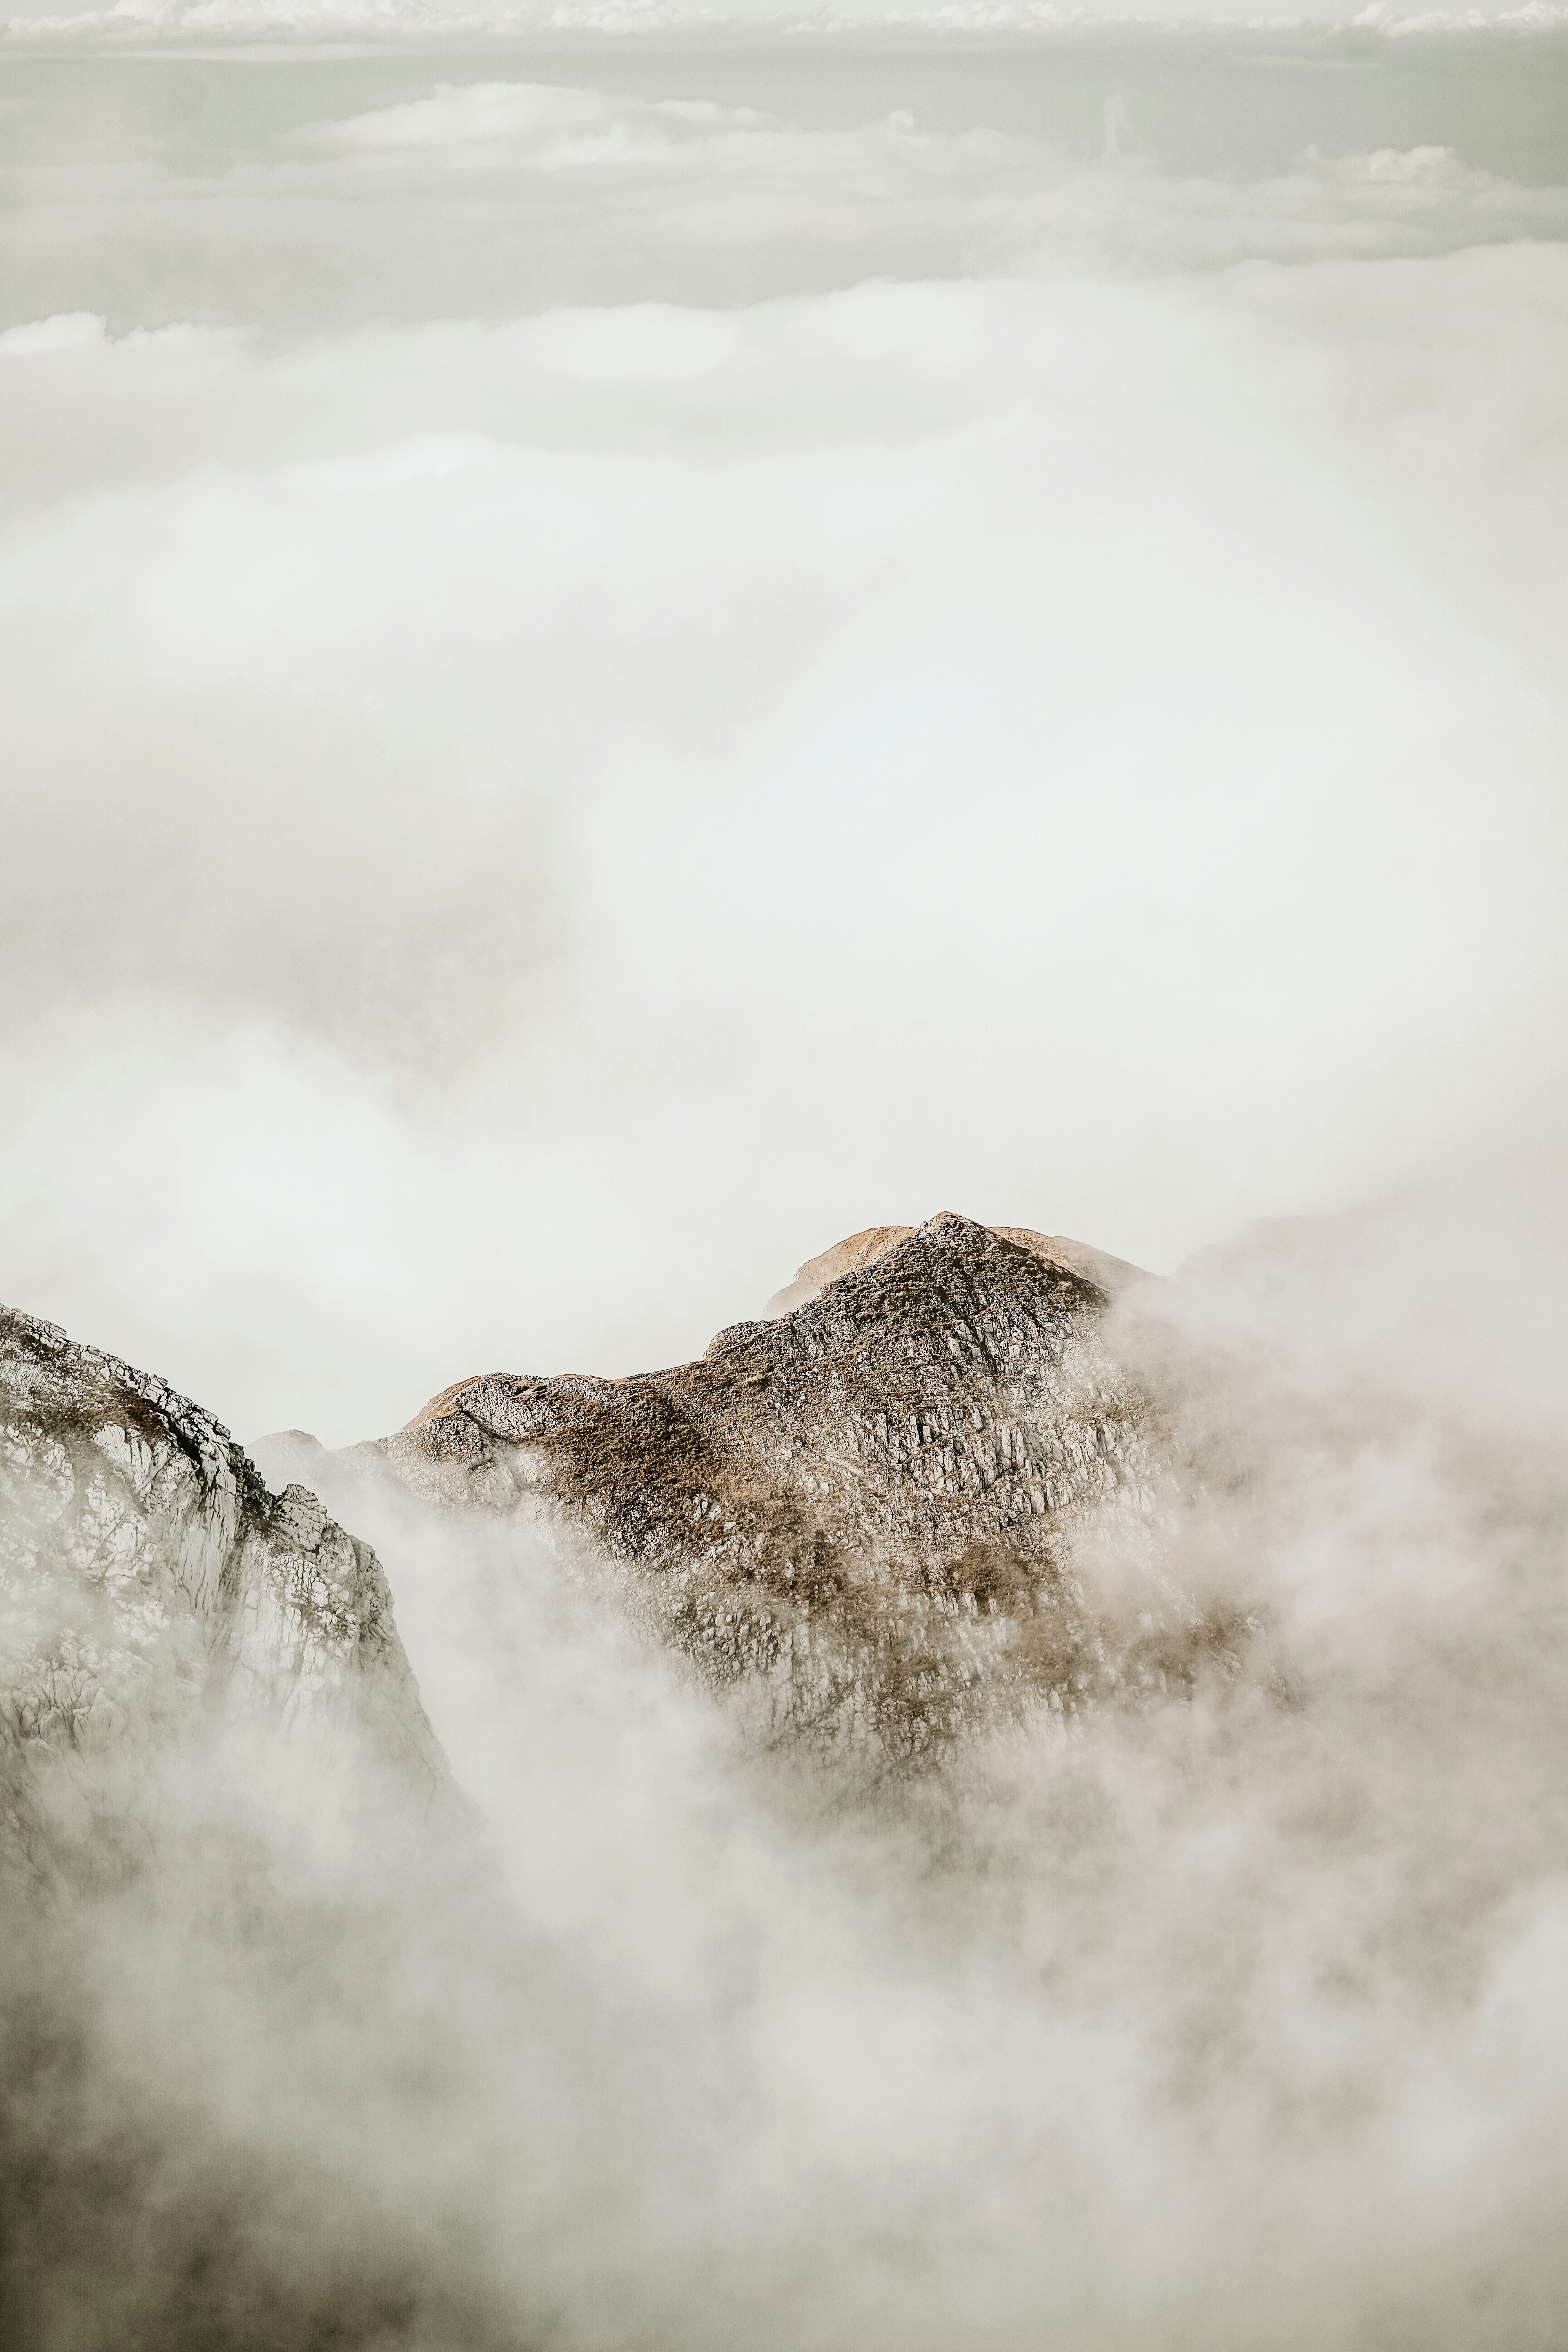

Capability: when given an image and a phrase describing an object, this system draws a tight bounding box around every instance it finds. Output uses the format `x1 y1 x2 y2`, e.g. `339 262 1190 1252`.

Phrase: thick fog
4 16 1568 2349
13 1174 1568 2350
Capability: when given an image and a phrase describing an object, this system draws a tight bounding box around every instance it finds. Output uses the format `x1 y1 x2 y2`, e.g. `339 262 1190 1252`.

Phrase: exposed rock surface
762 1221 1147 1317
360 1212 1247 1771
0 1301 447 1900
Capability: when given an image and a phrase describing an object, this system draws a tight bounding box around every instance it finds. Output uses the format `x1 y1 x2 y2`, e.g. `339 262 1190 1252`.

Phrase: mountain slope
0 1301 448 1900
365 1212 1243 1769
762 1220 1148 1316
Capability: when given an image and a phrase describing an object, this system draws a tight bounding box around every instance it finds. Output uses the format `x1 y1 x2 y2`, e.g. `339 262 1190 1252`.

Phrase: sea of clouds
4 12 1568 2350
1 18 1565 1441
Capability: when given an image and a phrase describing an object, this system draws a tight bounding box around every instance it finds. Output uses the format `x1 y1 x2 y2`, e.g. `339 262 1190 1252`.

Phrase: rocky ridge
360 1212 1249 1769
0 1301 447 1902
762 1220 1147 1316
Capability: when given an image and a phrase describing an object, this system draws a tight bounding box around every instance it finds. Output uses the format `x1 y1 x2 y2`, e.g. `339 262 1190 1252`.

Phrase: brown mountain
338 1211 1247 1774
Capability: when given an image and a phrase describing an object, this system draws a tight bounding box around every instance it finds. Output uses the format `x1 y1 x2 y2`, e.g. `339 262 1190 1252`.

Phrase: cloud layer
1 45 1564 1452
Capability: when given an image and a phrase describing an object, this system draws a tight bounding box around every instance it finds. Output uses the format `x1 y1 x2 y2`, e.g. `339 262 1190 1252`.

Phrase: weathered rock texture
376 1212 1245 1770
0 1302 446 1900
762 1221 1146 1318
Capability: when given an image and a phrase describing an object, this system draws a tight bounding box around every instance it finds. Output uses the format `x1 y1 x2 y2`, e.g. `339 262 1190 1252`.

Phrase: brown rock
379 1212 1237 1773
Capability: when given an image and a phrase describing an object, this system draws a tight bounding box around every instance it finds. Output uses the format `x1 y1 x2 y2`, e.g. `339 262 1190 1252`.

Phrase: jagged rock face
762 1221 1147 1317
0 1304 446 1899
384 1213 1234 1769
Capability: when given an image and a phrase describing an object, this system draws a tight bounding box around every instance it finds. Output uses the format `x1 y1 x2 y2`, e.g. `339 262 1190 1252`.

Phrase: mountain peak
762 1213 1148 1317
373 1216 1218 1771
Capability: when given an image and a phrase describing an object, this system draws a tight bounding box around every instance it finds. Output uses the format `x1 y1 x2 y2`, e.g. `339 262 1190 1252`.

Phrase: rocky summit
0 1302 447 1903
0 1211 1256 1872
364 1212 1250 1772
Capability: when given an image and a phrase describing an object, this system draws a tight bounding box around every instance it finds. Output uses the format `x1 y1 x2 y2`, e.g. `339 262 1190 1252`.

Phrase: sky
0 17 1565 1444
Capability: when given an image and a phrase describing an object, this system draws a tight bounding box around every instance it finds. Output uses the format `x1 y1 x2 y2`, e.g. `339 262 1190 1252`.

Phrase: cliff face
0 1302 447 1902
374 1212 1248 1769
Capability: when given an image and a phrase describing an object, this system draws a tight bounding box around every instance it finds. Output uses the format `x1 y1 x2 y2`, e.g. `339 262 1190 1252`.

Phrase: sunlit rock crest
0 1302 447 1900
384 1212 1250 1766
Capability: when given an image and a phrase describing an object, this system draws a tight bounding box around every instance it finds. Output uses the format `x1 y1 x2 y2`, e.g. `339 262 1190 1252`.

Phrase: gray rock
0 1302 448 1901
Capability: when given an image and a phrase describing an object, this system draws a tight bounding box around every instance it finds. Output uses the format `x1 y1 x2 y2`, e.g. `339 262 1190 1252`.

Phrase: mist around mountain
4 11 1568 2345
5 1181 1568 2350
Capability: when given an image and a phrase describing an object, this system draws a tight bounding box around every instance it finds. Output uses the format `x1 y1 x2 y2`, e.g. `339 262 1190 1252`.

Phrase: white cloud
305 76 773 157
0 48 1562 1436
0 310 107 355
2 226 1564 1435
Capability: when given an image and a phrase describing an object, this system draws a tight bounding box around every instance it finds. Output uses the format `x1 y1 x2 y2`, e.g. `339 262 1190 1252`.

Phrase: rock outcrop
0 1302 447 1902
762 1221 1147 1317
363 1213 1247 1771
